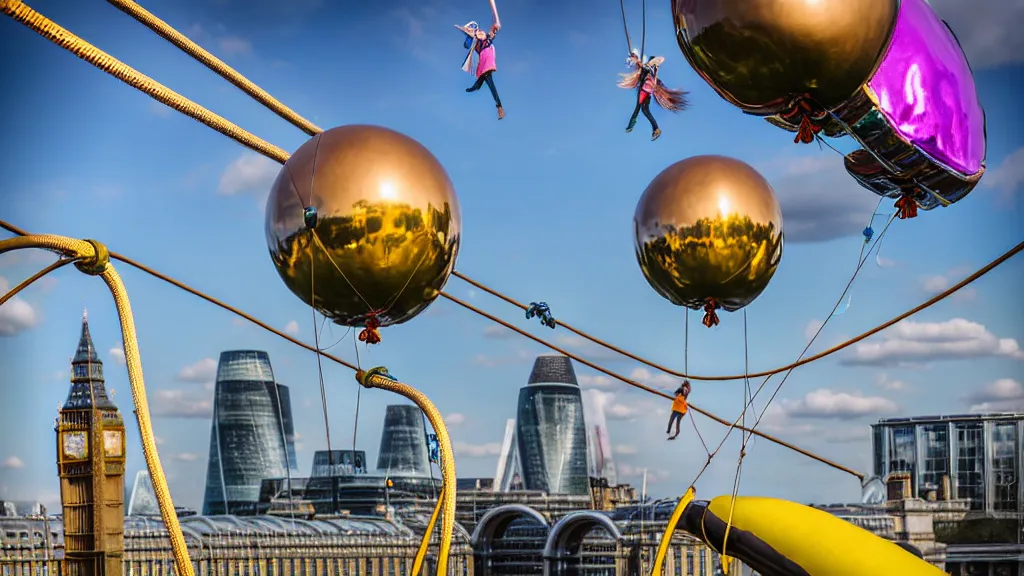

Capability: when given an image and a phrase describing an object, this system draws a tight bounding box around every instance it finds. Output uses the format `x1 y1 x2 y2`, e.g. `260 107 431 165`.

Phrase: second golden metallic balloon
633 155 783 326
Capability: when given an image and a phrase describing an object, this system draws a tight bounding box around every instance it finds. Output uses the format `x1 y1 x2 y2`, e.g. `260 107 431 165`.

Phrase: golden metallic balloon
265 125 461 329
671 0 898 115
633 155 783 324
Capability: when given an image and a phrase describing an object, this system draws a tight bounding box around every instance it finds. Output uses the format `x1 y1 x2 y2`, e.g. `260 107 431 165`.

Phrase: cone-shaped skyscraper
376 405 431 477
515 355 590 495
202 351 294 515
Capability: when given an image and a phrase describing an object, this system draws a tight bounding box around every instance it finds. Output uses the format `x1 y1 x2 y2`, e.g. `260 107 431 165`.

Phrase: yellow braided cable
0 235 195 576
0 0 290 163
104 0 322 136
358 369 456 576
650 486 695 576
414 484 446 573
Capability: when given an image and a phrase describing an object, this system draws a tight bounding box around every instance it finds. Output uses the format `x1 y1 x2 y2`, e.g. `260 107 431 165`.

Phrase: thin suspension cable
0 257 79 307
2 219 1020 475
439 289 862 478
351 337 362 459
639 0 647 62
618 0 633 52
0 0 290 163
104 0 322 135
310 258 335 469
6 0 995 388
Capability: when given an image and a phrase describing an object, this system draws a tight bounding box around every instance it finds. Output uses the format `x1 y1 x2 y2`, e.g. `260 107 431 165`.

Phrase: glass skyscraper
515 355 590 495
376 405 431 477
871 413 1023 514
202 351 296 515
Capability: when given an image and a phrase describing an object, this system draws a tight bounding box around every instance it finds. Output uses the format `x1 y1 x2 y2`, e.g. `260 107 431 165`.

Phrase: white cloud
982 147 1024 198
578 374 616 389
920 267 978 301
452 441 502 458
875 373 908 392
617 463 670 484
779 388 899 420
482 325 515 339
150 389 212 418
927 0 1024 69
471 349 533 368
218 153 279 198
218 35 253 57
284 320 300 336
628 367 677 390
176 358 218 383
1 456 24 469
763 156 881 243
445 413 466 426
966 378 1024 413
108 346 126 365
555 335 628 362
0 276 39 337
804 319 825 343
584 389 643 421
155 436 165 446
844 318 1024 366
172 453 202 462
614 444 638 455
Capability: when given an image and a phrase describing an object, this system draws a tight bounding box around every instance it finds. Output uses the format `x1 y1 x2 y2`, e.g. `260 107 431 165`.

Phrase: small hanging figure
666 380 691 440
619 49 688 141
526 302 556 329
456 1 504 120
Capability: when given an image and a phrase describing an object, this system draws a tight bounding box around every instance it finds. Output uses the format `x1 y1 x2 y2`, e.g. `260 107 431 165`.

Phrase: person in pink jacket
456 20 504 120
618 49 688 141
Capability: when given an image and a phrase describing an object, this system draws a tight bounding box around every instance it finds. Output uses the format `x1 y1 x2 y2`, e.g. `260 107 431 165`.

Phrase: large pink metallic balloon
838 0 987 214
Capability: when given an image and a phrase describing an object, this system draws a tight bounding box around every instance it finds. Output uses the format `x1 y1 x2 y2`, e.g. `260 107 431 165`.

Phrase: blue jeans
468 71 502 107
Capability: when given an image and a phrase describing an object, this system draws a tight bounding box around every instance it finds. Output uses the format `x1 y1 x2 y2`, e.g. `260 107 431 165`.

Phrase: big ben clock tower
57 310 126 576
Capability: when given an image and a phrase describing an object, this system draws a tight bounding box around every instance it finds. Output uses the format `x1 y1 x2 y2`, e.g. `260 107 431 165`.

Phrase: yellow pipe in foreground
702 495 947 576
650 486 695 576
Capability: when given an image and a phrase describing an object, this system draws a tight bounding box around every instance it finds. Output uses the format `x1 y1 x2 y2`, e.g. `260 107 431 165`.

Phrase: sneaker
497 106 505 120
466 86 477 93
668 435 677 441
626 121 636 133
652 128 662 141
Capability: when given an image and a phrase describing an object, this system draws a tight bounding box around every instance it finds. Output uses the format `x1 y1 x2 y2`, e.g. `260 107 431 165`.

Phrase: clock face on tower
103 430 124 458
62 431 88 460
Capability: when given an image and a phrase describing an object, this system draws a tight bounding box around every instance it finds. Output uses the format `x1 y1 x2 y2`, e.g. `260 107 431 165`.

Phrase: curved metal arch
470 503 550 550
542 511 623 560
182 516 221 535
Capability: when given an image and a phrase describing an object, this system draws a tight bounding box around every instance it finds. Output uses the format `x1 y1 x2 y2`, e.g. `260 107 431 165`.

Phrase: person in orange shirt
666 380 691 440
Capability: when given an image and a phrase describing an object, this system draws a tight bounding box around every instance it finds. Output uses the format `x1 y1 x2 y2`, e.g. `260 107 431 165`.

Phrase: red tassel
701 300 720 329
794 115 821 144
358 315 382 345
895 195 918 219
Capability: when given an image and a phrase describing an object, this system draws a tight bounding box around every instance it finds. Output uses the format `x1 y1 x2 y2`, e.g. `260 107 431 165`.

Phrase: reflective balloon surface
634 156 783 312
867 0 986 176
265 125 461 327
671 0 898 114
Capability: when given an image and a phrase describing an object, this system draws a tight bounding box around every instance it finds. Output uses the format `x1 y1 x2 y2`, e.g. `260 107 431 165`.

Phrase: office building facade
515 355 590 495
871 413 1023 514
202 351 295 515
376 405 432 477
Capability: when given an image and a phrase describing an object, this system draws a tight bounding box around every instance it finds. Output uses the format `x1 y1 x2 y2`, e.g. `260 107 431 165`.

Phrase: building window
686 550 694 576
872 426 884 478
954 422 986 511
991 421 1019 512
919 424 949 498
888 426 917 487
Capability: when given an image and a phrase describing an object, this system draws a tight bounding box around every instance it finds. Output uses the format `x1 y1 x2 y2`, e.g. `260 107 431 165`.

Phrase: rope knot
358 314 382 345
701 299 720 328
895 193 918 219
357 366 394 389
74 239 110 276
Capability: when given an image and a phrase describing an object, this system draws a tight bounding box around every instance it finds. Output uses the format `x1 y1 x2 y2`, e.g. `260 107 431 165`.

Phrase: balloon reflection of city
269 201 459 327
636 213 782 311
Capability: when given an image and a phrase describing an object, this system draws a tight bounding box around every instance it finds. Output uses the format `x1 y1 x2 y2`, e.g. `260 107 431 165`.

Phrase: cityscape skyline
2 0 1023 516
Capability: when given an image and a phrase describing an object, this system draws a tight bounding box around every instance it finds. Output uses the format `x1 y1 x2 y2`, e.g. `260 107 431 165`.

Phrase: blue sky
1 0 1022 511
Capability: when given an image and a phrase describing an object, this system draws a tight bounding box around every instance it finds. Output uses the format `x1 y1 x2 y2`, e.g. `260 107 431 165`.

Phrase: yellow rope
104 0 322 136
0 0 290 163
358 369 456 576
0 234 195 576
0 226 453 574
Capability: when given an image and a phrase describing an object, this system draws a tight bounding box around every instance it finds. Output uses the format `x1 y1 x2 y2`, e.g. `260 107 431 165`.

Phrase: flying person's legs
641 97 661 141
483 72 504 120
627 91 646 133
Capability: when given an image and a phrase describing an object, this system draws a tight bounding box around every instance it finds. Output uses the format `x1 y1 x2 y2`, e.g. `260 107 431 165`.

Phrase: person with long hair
618 49 688 141
456 17 504 120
